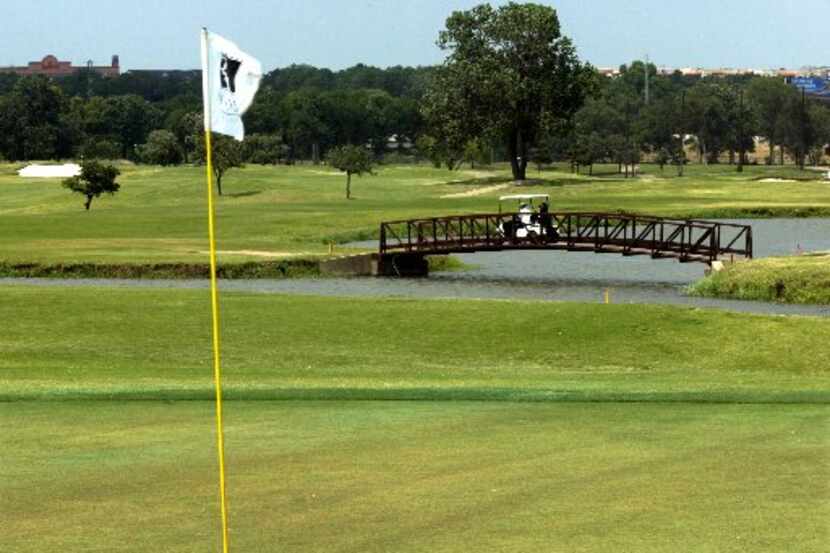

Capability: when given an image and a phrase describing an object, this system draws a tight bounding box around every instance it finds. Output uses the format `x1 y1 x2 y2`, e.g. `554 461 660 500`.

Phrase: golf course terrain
2 162 829 552
1 161 829 265
691 252 830 305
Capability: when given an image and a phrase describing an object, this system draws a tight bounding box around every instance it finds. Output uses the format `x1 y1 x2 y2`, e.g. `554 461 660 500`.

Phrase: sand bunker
758 178 797 183
18 164 81 178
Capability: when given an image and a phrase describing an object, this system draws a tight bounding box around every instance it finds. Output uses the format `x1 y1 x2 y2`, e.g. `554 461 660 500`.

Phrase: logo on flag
201 30 262 141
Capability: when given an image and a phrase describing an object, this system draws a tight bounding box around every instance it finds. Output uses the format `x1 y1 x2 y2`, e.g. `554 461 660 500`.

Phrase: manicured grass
3 400 828 553
2 287 828 551
690 252 830 305
2 285 828 402
1 162 828 264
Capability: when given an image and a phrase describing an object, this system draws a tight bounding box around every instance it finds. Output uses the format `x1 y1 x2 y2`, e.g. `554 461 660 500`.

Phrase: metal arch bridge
377 211 753 276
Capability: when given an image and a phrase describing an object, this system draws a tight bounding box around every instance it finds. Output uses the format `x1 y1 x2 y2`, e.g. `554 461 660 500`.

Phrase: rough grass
690 253 830 304
1 162 829 265
0 258 322 279
2 285 828 402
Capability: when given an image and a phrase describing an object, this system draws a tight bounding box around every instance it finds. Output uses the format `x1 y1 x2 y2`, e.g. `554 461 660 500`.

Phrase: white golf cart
497 194 557 241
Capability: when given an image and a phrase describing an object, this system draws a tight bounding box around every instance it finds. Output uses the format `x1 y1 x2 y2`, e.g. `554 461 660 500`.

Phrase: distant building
0 54 120 77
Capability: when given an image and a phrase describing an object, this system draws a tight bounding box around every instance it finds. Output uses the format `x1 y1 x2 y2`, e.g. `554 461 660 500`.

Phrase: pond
2 219 829 317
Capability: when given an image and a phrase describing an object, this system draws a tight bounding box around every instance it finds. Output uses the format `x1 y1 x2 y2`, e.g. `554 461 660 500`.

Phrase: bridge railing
379 212 752 264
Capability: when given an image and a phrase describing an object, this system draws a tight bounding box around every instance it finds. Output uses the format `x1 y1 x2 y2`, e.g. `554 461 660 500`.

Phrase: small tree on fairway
463 138 488 169
194 132 244 195
62 160 120 210
326 144 374 199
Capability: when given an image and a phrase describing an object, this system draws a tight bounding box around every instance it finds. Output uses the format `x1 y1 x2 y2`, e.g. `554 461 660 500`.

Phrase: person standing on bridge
539 200 557 241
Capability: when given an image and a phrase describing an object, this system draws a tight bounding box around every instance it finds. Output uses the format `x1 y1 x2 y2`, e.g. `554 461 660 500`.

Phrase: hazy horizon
8 0 829 72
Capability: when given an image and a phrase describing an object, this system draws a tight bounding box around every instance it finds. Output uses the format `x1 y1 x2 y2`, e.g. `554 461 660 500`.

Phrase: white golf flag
200 29 262 141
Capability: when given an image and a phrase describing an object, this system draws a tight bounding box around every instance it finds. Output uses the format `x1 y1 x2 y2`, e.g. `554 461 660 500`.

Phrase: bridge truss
379 212 752 266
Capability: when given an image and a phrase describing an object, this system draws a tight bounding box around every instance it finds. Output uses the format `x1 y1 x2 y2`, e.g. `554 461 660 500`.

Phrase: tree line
1 2 828 180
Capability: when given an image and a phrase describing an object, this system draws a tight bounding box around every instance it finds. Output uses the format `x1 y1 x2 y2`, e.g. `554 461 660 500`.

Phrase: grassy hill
2 285 829 402
690 252 830 304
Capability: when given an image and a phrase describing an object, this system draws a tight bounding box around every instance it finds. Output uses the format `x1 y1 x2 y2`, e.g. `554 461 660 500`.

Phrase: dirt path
441 183 509 199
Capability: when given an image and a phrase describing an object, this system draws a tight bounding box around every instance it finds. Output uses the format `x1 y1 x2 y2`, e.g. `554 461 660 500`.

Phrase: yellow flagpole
201 27 231 553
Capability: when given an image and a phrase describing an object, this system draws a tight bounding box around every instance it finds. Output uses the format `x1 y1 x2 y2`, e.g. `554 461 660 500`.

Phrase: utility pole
800 87 807 170
677 91 686 176
86 59 94 99
644 54 650 105
737 88 744 173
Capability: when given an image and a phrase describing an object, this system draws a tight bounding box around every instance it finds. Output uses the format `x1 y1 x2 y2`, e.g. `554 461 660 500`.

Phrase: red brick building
0 54 120 77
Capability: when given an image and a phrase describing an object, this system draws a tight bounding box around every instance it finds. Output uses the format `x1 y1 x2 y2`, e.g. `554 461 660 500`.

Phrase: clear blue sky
7 0 829 72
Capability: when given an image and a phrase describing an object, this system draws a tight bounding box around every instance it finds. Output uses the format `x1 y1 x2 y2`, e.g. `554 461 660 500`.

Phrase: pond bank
689 253 830 305
0 255 466 280
0 259 322 279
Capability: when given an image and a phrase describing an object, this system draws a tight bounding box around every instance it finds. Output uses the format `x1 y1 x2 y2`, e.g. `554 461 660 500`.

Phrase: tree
414 133 462 170
423 3 592 181
727 89 757 171
79 137 121 160
637 97 676 164
326 144 374 199
415 135 441 167
242 87 282 135
529 142 553 173
779 91 815 169
104 95 162 159
167 110 202 163
138 129 183 165
463 138 487 169
747 77 796 165
808 103 830 166
242 134 288 164
194 133 244 195
279 89 329 162
0 76 71 160
62 161 120 210
686 82 733 164
569 130 606 175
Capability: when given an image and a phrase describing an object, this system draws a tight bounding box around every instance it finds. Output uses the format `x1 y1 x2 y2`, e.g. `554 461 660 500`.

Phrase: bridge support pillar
377 253 429 277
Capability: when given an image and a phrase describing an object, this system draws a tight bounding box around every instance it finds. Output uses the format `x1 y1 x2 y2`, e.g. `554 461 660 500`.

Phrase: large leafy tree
778 91 816 170
280 89 329 162
747 77 797 165
0 76 71 160
104 95 162 159
808 103 830 166
166 109 202 163
685 82 733 164
423 2 593 180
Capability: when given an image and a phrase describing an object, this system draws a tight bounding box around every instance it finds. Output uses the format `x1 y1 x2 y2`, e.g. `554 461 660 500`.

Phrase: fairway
2 285 829 551
3 401 828 553
1 163 829 265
